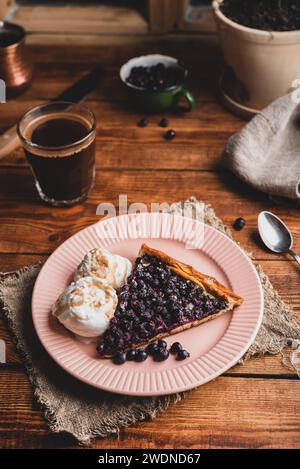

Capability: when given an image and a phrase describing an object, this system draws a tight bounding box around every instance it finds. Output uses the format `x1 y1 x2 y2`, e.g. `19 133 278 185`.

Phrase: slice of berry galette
97 244 243 357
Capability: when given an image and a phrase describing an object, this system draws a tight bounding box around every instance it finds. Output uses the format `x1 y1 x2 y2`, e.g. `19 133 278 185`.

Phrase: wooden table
0 35 299 449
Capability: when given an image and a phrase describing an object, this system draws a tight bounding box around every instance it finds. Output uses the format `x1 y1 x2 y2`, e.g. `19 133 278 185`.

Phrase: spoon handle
289 250 300 267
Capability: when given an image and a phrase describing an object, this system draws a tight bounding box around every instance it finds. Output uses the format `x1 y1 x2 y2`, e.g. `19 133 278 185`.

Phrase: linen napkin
1 197 300 445
222 92 300 200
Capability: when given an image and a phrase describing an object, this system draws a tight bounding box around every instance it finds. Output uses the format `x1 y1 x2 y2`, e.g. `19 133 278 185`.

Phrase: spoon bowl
258 211 300 266
258 211 293 253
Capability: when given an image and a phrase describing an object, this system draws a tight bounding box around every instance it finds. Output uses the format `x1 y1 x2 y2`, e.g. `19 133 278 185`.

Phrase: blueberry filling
98 253 227 356
159 117 169 128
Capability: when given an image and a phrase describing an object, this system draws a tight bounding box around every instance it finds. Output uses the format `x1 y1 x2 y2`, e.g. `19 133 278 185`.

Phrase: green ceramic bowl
120 54 195 113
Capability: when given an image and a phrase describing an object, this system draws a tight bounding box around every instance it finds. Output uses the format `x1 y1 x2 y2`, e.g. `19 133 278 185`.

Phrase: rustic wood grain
12 4 148 35
24 33 221 66
0 99 242 133
0 168 299 260
2 141 226 170
0 39 299 449
148 0 172 33
0 370 299 449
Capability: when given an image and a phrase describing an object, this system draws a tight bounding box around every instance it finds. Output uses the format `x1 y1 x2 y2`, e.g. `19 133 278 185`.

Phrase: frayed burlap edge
0 197 299 445
0 265 187 445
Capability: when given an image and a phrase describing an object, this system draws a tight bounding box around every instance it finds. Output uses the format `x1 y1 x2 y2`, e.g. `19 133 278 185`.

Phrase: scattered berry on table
164 129 176 140
159 117 169 127
233 217 246 230
138 118 149 128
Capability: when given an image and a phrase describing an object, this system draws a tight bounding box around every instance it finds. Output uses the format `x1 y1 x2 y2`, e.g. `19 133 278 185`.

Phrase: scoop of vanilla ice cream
52 276 118 338
74 247 132 290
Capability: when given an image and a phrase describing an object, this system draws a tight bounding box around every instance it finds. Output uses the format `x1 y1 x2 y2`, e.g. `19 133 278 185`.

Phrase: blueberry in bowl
120 54 195 113
126 62 184 92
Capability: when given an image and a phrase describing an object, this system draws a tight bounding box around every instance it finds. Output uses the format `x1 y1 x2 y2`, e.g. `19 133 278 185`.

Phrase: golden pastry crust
139 244 244 306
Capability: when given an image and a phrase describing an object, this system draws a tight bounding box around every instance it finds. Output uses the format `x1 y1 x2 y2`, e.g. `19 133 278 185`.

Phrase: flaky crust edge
100 244 243 357
140 244 244 306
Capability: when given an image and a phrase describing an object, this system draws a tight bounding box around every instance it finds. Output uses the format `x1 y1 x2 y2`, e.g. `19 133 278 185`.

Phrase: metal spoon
258 211 300 266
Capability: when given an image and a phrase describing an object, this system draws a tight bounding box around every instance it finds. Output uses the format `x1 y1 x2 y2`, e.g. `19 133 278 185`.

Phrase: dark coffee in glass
17 102 96 206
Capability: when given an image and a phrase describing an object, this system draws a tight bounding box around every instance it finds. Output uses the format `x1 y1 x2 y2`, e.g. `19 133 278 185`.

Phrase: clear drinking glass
17 101 96 206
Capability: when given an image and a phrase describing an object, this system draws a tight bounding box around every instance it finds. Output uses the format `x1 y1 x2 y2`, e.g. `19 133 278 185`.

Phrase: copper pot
0 21 32 98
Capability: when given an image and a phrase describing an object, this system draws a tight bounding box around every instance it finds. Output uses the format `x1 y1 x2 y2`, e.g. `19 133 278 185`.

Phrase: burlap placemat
1 198 300 445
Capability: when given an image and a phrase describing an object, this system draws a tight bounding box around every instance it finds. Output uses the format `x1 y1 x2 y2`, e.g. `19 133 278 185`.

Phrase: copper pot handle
0 125 20 160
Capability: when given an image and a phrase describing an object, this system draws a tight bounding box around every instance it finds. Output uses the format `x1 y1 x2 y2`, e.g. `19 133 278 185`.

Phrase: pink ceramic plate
32 213 263 396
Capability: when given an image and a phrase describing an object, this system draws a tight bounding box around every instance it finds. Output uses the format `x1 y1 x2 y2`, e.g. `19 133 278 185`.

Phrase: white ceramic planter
213 0 300 116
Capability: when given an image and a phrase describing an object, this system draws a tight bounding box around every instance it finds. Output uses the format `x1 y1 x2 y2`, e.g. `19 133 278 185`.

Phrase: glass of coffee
17 102 96 206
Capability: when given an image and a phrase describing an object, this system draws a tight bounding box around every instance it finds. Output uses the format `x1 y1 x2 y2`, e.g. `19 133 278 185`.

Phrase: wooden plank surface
11 4 148 34
1 370 299 449
0 0 14 19
0 168 299 260
0 36 299 449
